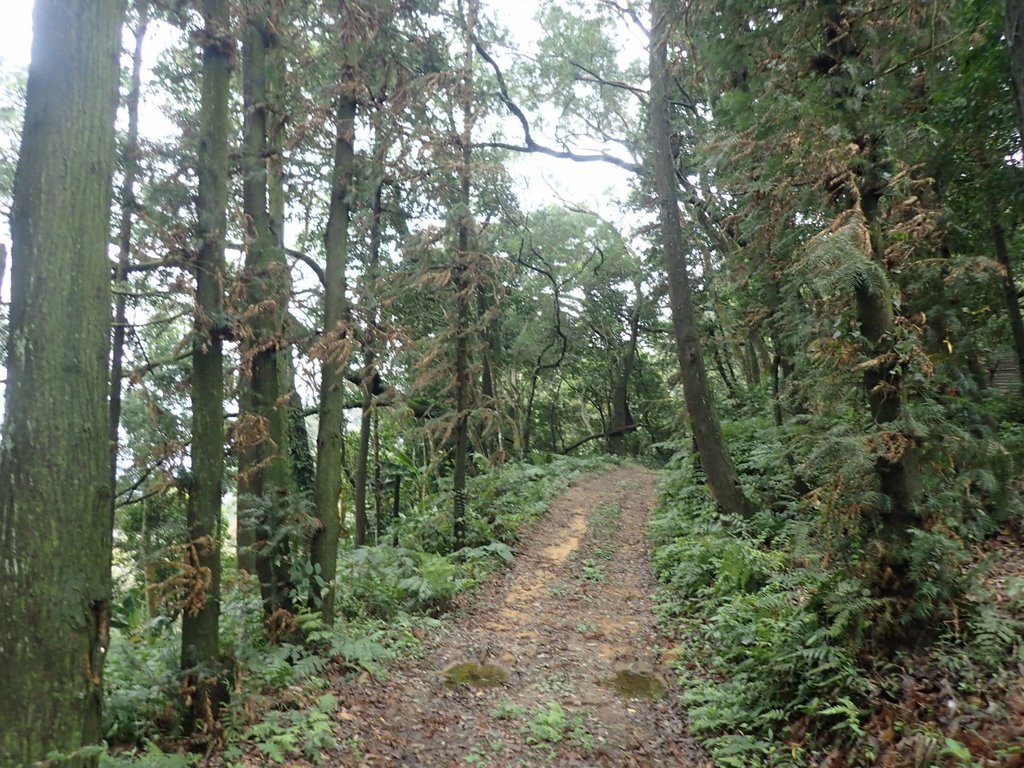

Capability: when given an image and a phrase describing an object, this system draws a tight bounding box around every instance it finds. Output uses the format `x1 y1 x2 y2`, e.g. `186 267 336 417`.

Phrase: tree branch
286 247 326 287
561 423 641 454
227 240 327 287
570 60 649 100
471 37 642 175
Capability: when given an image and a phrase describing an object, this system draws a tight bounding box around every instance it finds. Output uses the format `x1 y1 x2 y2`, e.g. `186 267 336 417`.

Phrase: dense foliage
2 0 1024 764
102 455 605 765
652 417 1024 765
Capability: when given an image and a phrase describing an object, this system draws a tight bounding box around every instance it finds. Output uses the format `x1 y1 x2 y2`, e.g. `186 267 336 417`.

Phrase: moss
607 669 666 700
442 661 510 688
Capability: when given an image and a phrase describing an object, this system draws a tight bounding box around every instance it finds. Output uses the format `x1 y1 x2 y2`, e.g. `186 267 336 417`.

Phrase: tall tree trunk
310 80 356 622
648 0 751 518
285 359 316 498
477 284 502 461
608 298 640 455
0 2 126 764
743 329 763 388
181 0 232 735
523 373 539 456
1000 1 1024 396
710 321 740 397
354 390 372 545
453 0 478 551
238 1 293 621
110 2 150 487
853 197 917 549
373 407 383 540
819 0 918 590
368 175 386 539
267 37 314 506
354 178 384 548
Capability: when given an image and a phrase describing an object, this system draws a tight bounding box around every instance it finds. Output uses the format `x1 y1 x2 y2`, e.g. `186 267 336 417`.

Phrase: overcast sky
4 2 33 67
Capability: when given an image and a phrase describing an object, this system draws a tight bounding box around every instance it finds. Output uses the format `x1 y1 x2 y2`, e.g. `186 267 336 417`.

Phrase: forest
1 0 1024 766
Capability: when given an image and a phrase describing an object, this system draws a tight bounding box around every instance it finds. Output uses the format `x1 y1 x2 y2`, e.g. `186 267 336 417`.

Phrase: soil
324 465 707 767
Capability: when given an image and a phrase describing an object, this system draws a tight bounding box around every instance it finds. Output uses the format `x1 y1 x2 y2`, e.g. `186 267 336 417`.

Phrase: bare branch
471 36 642 175
286 247 326 287
569 60 649 99
125 350 191 380
597 0 648 36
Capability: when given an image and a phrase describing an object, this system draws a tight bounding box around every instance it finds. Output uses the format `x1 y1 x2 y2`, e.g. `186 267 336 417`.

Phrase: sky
0 0 634 216
3 2 33 67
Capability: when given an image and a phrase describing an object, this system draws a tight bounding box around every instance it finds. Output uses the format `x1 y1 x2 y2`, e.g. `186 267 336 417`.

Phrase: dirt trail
331 465 707 767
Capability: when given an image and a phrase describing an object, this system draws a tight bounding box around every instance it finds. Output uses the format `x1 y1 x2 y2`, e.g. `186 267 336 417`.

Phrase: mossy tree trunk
648 0 752 519
354 173 386 547
818 0 919 591
1005 0 1024 152
238 0 294 621
476 282 503 462
991 214 1024 387
310 74 356 622
999 1 1024 387
608 296 640 456
180 0 232 737
0 2 127 765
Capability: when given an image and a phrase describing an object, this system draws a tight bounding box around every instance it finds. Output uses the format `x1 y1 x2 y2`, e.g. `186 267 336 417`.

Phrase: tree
0 2 127 764
648 0 751 518
111 1 151 493
237 0 295 620
180 0 232 736
1002 2 1024 388
452 0 479 550
310 2 357 621
1005 0 1024 149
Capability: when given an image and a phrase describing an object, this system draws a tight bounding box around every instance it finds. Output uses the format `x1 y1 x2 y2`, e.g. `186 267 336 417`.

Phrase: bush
653 412 1024 765
394 455 607 553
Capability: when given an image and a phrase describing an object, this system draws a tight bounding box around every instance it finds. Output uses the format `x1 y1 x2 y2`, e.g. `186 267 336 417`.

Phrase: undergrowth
652 414 1024 767
101 455 606 765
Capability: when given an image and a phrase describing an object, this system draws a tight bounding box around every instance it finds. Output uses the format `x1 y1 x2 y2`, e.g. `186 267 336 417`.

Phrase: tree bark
476 283 503 461
743 329 763 388
992 211 1024 389
310 79 356 622
181 0 232 735
0 2 127 764
238 1 294 620
820 0 918 584
453 0 478 551
608 298 640 455
353 177 385 549
648 0 752 518
1005 0 1024 152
